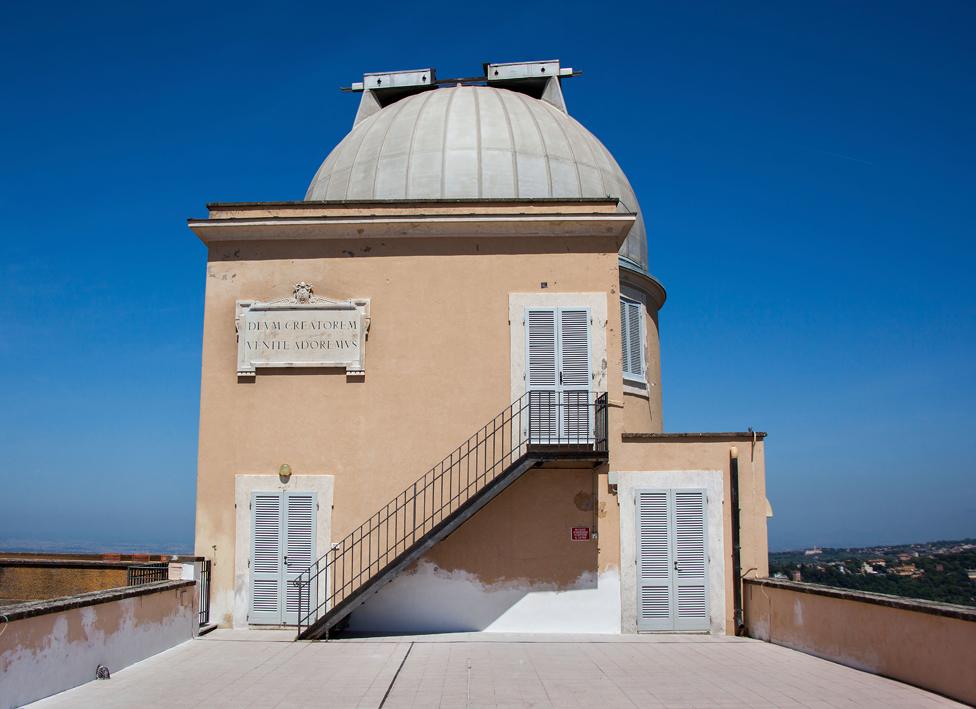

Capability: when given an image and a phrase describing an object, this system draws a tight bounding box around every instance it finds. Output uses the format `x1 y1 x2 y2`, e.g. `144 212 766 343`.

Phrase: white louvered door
283 492 317 625
673 490 708 630
526 308 559 442
636 490 673 631
525 307 591 443
250 492 283 624
249 491 317 625
636 489 709 632
558 308 592 442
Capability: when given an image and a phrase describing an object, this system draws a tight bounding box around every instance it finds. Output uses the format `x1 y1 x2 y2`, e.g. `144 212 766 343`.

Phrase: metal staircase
294 391 609 640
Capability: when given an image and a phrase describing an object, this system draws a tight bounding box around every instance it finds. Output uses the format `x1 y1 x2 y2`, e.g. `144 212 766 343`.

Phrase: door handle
673 561 679 572
283 555 288 566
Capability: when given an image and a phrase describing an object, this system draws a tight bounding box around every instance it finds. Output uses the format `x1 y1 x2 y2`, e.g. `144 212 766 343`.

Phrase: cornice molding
189 213 636 244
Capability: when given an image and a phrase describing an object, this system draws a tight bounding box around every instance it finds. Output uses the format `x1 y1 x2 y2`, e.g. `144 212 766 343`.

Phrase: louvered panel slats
284 493 317 620
285 586 301 613
622 297 643 378
252 495 281 573
528 390 559 441
674 491 706 579
526 309 557 387
252 579 279 613
250 493 283 624
636 490 673 631
558 309 591 442
286 494 315 569
527 309 559 443
637 488 710 632
250 491 316 625
637 492 669 578
526 307 592 443
558 309 590 387
677 585 708 619
620 298 633 375
560 390 590 442
673 489 709 631
640 586 670 620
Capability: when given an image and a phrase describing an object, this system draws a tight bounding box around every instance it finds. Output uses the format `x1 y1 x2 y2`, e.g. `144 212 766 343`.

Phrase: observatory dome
305 85 647 270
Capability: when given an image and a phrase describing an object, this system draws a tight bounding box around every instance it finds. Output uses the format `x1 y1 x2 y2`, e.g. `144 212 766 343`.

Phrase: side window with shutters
620 296 645 382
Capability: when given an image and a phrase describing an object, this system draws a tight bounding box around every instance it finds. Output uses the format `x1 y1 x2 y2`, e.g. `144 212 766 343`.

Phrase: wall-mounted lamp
278 464 292 482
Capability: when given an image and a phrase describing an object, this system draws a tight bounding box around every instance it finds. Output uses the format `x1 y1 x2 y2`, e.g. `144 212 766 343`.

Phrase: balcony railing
126 563 168 586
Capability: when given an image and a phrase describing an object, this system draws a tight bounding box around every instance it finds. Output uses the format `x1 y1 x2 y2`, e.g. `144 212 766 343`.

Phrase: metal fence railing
126 559 212 628
198 559 212 626
126 563 168 586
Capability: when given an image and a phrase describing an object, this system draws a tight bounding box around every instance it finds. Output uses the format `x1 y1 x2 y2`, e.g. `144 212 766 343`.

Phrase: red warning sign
571 527 591 541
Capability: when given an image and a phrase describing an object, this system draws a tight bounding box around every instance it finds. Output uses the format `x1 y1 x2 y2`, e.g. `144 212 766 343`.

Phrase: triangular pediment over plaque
236 283 370 377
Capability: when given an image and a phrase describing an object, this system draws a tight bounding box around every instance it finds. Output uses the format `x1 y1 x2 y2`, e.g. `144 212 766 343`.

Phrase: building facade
190 60 770 637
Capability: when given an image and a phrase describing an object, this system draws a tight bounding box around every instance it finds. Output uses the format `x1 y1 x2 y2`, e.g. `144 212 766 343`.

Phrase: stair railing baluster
411 483 417 543
484 423 489 483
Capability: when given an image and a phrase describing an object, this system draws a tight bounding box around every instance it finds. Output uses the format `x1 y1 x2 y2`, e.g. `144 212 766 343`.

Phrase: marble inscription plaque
236 285 368 375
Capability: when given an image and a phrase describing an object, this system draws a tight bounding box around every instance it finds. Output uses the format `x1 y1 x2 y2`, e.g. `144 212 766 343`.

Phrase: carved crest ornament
293 281 314 304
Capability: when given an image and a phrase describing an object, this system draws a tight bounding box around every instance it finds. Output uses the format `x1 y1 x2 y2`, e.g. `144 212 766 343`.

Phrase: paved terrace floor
32 630 962 708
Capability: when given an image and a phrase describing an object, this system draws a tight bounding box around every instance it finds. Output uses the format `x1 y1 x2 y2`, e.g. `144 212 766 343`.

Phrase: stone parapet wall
0 560 131 603
0 580 198 709
744 578 976 706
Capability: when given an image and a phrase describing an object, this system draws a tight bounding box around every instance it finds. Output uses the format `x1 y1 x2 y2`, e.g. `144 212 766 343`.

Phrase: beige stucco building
190 60 770 638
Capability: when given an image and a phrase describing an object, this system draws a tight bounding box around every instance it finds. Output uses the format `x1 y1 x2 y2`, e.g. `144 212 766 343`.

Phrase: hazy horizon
4 533 975 558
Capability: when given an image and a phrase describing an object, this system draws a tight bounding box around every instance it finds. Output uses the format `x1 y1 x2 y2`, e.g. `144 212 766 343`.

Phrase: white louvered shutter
637 490 673 631
283 492 317 625
558 308 591 442
673 490 709 631
250 492 283 624
620 298 632 375
526 308 558 388
620 297 644 380
526 308 558 442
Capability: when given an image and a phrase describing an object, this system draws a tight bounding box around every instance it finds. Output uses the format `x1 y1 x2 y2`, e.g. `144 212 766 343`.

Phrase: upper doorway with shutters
525 306 593 444
249 491 317 625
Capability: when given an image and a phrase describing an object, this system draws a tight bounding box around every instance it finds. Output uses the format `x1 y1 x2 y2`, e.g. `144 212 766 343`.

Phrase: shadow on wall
345 561 621 634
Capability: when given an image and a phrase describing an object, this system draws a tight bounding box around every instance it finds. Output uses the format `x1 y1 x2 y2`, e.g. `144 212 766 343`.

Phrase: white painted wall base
347 561 621 634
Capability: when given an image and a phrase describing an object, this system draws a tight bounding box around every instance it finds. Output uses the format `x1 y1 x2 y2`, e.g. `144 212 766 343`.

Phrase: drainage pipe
730 446 744 636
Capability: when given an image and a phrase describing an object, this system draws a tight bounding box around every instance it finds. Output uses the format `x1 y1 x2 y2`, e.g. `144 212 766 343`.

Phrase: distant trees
769 549 976 607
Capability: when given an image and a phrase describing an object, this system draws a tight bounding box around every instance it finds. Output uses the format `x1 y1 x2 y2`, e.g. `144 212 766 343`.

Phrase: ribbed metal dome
305 85 647 269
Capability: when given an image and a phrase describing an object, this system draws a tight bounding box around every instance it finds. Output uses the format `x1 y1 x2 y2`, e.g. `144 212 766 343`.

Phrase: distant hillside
770 538 976 607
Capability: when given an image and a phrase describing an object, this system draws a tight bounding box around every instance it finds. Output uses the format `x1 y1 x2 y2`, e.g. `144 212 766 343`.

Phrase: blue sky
1 1 973 552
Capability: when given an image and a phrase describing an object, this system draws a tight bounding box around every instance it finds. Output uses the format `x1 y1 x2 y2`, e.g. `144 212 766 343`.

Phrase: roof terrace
31 630 963 708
